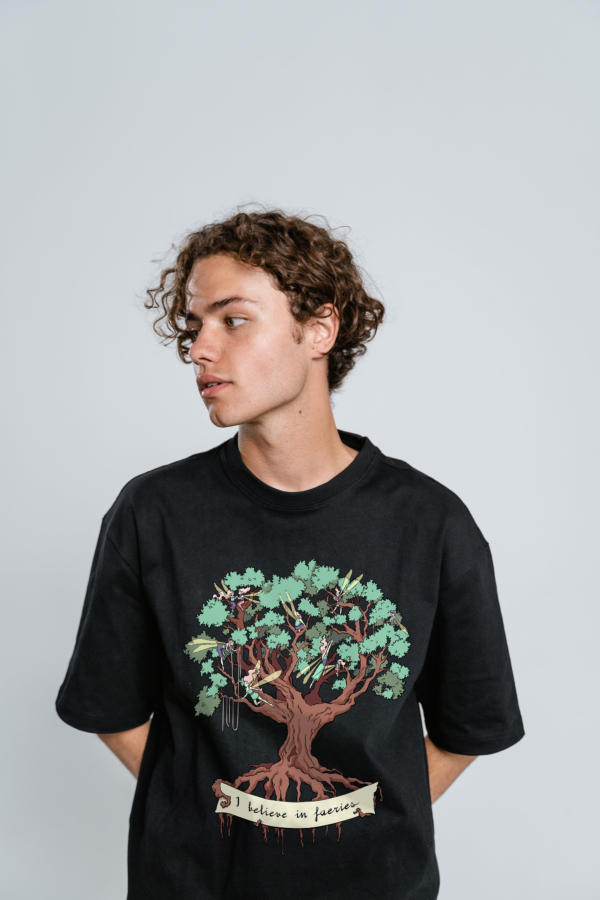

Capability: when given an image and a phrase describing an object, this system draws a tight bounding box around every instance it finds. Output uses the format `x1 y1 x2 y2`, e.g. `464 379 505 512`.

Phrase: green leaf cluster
298 596 320 617
372 669 406 700
188 560 412 716
259 575 303 609
312 565 340 591
206 671 227 697
224 567 264 590
184 631 216 665
197 598 229 629
195 686 221 716
266 631 291 650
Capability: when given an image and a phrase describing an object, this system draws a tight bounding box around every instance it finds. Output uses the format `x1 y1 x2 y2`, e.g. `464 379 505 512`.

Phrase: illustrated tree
185 560 410 842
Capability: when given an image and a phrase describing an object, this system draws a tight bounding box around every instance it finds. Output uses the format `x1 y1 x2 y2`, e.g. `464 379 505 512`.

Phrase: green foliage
390 662 409 679
188 560 411 716
360 622 396 655
257 582 278 609
259 574 303 609
296 648 309 668
364 580 383 603
293 560 316 580
369 599 396 623
197 598 229 629
305 622 327 640
224 567 264 590
206 671 228 698
257 610 285 628
195 686 221 716
293 559 319 595
298 596 320 617
389 632 410 659
312 565 339 591
184 631 216 665
309 635 324 656
266 630 291 650
337 641 360 665
372 669 406 700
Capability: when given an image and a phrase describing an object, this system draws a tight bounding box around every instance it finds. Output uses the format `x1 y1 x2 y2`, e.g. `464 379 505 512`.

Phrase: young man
56 209 524 900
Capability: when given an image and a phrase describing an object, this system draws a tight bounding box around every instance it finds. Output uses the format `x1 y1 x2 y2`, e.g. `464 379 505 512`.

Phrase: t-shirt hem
427 721 525 756
56 703 153 734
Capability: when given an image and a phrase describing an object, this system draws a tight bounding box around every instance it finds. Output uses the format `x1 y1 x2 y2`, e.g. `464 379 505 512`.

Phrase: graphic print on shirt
184 560 410 850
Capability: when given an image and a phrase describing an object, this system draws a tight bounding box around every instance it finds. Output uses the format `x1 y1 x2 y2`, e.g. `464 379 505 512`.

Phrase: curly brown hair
145 208 385 392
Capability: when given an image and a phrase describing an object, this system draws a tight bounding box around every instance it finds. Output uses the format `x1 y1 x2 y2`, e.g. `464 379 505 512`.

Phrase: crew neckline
220 429 378 510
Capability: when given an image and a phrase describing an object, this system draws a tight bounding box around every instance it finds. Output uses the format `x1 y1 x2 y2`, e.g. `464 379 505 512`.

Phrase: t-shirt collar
220 429 377 510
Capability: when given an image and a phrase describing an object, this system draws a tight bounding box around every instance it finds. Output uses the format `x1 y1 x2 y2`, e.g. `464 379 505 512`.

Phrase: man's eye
225 317 246 328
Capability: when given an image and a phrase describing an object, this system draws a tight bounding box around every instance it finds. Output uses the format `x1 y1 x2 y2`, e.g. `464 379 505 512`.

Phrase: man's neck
237 393 358 493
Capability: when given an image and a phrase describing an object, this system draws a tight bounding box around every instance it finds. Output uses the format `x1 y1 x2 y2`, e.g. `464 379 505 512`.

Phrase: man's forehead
185 295 259 319
185 257 280 313
187 257 248 293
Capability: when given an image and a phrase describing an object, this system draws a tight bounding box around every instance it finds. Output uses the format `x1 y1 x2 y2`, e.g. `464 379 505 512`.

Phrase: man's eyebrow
185 296 258 321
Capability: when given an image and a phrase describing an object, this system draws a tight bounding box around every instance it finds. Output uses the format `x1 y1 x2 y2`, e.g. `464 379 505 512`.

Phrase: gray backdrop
1 1 598 897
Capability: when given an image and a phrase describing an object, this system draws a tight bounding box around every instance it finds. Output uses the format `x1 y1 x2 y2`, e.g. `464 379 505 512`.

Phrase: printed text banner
215 782 378 829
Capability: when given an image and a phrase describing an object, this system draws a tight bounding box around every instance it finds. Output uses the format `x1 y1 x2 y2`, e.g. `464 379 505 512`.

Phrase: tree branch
329 647 386 711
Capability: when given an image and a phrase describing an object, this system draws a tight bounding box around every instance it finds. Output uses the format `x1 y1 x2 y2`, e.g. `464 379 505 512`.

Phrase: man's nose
189 325 221 366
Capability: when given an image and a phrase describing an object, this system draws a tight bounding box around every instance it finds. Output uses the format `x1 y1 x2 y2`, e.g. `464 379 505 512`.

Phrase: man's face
186 254 315 428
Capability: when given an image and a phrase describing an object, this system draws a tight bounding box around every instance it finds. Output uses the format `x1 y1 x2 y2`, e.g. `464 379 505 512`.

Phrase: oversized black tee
56 431 524 900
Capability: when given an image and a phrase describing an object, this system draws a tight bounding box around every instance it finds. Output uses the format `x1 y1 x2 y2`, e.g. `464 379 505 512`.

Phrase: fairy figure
308 636 332 689
388 608 409 635
334 657 347 675
241 665 276 707
216 638 235 660
280 591 306 631
333 570 364 612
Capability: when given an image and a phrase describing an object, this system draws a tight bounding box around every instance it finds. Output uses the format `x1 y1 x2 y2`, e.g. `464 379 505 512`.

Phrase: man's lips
197 375 232 399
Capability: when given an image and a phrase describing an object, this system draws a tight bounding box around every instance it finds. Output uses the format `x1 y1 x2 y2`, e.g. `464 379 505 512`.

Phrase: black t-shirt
56 431 524 900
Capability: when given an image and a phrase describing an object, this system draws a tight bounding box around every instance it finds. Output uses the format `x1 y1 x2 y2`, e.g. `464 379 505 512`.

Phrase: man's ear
308 304 339 358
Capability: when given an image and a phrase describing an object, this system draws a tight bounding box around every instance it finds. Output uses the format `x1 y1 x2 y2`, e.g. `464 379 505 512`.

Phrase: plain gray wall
1 1 598 897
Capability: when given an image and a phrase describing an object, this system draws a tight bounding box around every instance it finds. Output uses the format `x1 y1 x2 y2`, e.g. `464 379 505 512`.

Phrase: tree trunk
214 693 368 805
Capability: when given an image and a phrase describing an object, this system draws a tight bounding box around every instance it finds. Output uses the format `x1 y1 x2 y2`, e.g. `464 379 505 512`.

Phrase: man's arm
425 735 477 802
98 719 151 779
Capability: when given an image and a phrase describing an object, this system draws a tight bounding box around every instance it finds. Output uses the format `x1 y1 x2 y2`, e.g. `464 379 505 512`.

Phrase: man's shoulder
373 444 481 524
372 445 489 549
105 440 227 514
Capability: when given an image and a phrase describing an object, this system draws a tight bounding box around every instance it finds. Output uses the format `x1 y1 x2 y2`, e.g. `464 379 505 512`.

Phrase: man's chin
206 403 247 429
206 399 269 429
208 406 233 428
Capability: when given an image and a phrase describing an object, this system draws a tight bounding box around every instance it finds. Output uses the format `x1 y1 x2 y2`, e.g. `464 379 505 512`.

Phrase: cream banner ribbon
215 781 378 829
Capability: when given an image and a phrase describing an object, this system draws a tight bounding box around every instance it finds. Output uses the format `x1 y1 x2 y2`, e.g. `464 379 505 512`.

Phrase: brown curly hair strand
144 209 385 393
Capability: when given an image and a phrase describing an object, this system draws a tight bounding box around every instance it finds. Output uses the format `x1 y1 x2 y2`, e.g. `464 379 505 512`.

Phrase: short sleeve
416 535 524 756
56 494 162 734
